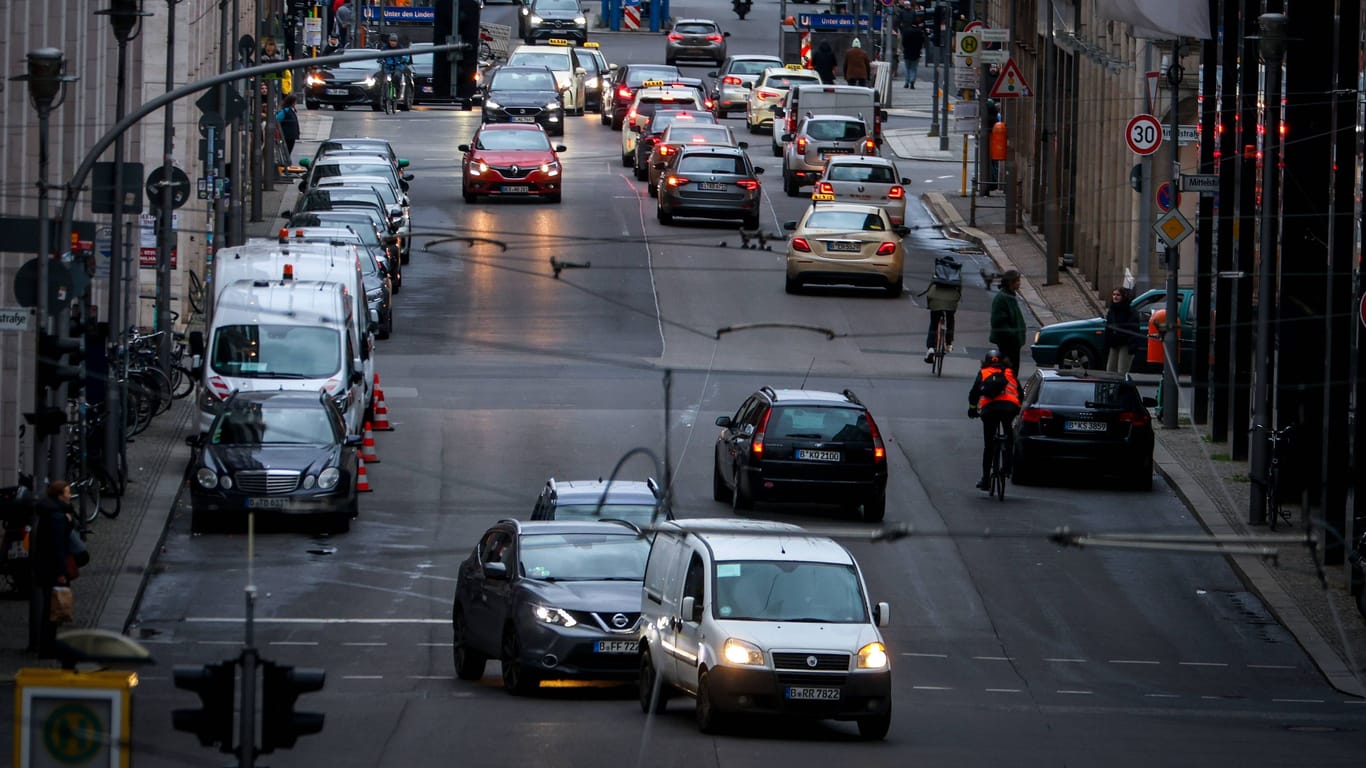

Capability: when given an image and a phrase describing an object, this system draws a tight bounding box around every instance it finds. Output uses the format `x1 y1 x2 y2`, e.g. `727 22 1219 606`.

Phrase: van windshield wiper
252 372 314 379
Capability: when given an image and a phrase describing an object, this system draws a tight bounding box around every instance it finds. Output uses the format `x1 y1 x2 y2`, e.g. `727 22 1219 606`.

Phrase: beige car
783 203 909 297
744 66 822 134
646 123 743 196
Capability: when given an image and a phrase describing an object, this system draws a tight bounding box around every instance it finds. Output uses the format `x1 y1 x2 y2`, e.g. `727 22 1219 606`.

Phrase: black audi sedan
303 58 414 111
188 391 362 534
480 65 566 136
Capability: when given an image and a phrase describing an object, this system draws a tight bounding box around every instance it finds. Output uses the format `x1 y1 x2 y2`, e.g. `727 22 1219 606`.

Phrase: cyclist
378 34 411 107
968 348 1021 491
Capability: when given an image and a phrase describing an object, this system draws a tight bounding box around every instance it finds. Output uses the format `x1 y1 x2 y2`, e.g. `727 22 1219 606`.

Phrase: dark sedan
188 391 362 534
451 519 651 694
303 58 411 111
655 145 764 228
481 66 566 136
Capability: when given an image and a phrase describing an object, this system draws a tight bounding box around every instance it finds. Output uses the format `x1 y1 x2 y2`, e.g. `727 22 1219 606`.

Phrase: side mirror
344 434 364 447
608 62 618 70
681 595 702 623
369 308 380 327
740 81 751 89
388 205 403 219
555 144 567 152
482 561 509 580
715 415 732 427
783 220 798 231
1142 396 1159 408
298 181 307 192
753 166 765 175
878 109 889 121
185 435 203 449
873 601 891 627
894 225 910 237
403 173 415 182
458 144 470 152
399 180 410 193
707 71 718 78
397 158 410 168
575 67 586 76
188 330 206 357
350 369 364 385
781 133 794 142
901 177 911 185
723 31 732 38
280 210 292 219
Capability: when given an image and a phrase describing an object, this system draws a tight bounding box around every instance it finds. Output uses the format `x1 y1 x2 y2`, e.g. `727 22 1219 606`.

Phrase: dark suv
713 387 888 521
1012 368 1157 490
531 477 667 526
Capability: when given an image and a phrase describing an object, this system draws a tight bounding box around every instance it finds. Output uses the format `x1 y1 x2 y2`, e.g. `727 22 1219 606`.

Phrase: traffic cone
362 421 381 463
356 457 372 492
372 389 393 431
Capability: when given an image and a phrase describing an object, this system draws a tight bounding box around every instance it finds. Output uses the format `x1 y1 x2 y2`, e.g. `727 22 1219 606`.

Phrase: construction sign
989 58 1033 98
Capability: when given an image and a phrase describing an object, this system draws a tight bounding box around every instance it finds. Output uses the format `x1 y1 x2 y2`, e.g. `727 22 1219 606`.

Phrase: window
713 561 867 622
210 324 342 378
766 407 871 443
626 67 680 86
730 59 780 76
666 127 731 146
805 120 867 141
480 530 513 565
676 154 746 174
765 74 820 89
804 210 886 231
212 405 338 445
1041 381 1142 410
477 130 552 151
826 163 896 183
682 553 705 607
551 504 659 526
492 69 557 91
536 0 579 10
508 51 571 71
518 533 651 581
674 22 717 35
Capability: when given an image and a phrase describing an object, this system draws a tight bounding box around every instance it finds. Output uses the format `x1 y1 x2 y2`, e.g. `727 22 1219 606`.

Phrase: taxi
574 41 611 114
783 202 909 297
632 108 717 180
745 65 823 134
809 155 910 225
620 83 704 167
606 63 682 129
506 40 588 115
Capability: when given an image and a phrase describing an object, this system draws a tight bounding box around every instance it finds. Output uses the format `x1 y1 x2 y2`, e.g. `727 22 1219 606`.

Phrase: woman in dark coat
812 41 837 84
29 480 74 657
1103 286 1140 374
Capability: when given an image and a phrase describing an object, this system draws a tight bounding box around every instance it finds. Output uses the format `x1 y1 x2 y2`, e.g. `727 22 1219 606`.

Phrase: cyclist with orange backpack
968 349 1022 490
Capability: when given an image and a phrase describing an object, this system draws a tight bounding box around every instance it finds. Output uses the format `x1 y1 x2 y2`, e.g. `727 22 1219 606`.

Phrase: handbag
69 527 90 568
49 585 74 624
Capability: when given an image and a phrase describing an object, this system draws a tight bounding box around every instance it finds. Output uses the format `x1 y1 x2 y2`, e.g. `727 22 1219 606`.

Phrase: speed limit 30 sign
1126 113 1163 156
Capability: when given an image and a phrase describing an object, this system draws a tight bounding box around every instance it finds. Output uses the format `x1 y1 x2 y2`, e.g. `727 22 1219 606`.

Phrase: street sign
980 29 1010 44
194 85 246 125
1126 113 1163 155
0 307 32 332
979 49 1009 65
1154 209 1193 249
957 32 980 55
16 668 135 768
953 66 977 90
988 58 1032 98
1161 124 1200 145
1156 182 1180 212
146 166 192 210
1181 173 1220 194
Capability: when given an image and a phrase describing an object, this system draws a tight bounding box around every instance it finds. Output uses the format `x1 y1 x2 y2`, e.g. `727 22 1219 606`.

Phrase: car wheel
634 164 647 181
452 608 487 681
622 151 634 168
400 248 410 266
886 277 903 298
601 109 611 126
1131 457 1154 491
647 182 658 199
862 495 886 523
370 101 382 112
785 274 801 294
347 493 360 519
731 468 753 511
379 310 393 340
695 669 723 734
463 187 477 204
1011 449 1035 486
771 140 782 158
391 274 402 294
748 122 763 135
501 626 540 695
783 170 799 197
611 114 623 131
305 99 318 110
657 204 674 225
639 650 669 714
189 505 214 534
334 104 347 111
712 459 730 502
857 709 892 740
548 192 563 203
665 57 676 66
324 512 350 534
1058 341 1099 370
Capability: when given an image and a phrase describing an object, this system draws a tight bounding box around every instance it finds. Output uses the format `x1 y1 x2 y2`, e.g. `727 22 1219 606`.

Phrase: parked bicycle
1254 423 1294 530
65 398 123 526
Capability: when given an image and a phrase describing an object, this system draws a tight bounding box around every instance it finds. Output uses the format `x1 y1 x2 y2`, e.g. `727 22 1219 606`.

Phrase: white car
745 66 822 134
621 85 704 167
505 43 587 115
810 155 910 225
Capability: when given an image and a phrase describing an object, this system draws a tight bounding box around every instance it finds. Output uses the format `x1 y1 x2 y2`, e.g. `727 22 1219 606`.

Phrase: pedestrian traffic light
37 331 83 395
172 661 237 752
259 660 326 752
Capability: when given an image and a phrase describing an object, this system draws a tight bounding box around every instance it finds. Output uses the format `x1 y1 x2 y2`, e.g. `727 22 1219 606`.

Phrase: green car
1029 288 1196 373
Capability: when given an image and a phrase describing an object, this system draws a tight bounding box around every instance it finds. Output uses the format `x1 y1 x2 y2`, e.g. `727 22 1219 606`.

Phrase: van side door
671 551 708 694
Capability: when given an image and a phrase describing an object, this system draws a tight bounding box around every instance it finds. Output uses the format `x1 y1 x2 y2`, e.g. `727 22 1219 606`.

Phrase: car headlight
532 604 577 627
586 76 599 89
469 161 489 177
574 15 587 24
540 161 560 177
301 474 317 490
317 467 341 490
361 76 376 88
722 638 765 666
483 99 501 110
530 14 543 24
545 100 561 110
196 468 219 489
857 642 889 670
306 74 324 87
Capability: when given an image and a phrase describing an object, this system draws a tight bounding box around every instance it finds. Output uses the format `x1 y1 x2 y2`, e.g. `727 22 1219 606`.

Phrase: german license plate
811 193 836 201
820 148 851 157
786 686 840 700
699 182 727 191
501 185 530 193
796 449 840 462
421 85 434 93
511 116 536 123
827 241 861 252
246 497 288 509
1065 420 1107 432
326 88 348 96
594 640 636 654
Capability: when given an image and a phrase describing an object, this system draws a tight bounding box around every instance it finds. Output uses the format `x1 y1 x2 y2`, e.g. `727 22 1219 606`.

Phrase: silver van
638 519 892 739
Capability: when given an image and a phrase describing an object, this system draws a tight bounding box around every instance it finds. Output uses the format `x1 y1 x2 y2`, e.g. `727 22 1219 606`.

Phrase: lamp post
1249 13 1286 525
156 0 181 380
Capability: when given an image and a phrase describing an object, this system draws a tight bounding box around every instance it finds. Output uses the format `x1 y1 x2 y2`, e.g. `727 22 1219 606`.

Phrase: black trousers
980 411 1015 477
996 341 1022 373
926 310 956 349
30 582 58 656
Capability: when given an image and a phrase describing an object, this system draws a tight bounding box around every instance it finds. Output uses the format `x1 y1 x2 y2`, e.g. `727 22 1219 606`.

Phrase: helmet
388 34 400 44
982 348 1002 366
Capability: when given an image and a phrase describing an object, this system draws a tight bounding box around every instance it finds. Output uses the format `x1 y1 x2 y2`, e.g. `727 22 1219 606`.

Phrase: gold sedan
783 203 909 297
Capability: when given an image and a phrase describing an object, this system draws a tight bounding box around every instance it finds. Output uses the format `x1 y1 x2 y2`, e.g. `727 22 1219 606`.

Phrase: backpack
980 371 1008 399
932 256 962 287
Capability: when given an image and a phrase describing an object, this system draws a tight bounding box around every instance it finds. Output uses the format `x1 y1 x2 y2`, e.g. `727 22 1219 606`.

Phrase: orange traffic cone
362 421 381 463
373 390 393 431
356 457 372 492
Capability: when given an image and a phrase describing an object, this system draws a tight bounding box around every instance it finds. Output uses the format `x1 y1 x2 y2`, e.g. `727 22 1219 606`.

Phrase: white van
638 519 892 739
201 280 365 435
770 84 886 157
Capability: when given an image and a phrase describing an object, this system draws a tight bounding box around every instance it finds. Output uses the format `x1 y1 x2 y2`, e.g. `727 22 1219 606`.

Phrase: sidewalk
0 112 333 680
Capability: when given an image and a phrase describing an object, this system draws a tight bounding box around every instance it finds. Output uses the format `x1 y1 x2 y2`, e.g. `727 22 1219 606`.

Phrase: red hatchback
459 124 567 204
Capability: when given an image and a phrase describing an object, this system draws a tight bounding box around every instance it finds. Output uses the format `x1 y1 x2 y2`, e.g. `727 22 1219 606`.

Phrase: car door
671 551 708 692
721 396 763 486
464 526 517 655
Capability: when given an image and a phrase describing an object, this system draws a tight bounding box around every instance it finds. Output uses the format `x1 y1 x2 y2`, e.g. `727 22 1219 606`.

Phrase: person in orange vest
1147 308 1170 367
968 349 1022 490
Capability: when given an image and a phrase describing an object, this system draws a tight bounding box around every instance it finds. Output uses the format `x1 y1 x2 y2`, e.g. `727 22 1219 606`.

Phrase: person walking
842 38 871 87
989 269 1026 372
333 0 354 48
29 480 75 658
1103 286 1140 374
899 10 925 88
276 94 301 164
968 350 1022 490
812 41 838 85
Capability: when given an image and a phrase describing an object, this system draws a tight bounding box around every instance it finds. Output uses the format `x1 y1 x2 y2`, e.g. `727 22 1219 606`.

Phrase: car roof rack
759 385 778 400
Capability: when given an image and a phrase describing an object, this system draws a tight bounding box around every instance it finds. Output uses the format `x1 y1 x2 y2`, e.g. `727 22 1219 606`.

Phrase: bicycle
931 315 948 377
381 70 397 115
1255 424 1294 530
65 399 123 526
988 421 1008 501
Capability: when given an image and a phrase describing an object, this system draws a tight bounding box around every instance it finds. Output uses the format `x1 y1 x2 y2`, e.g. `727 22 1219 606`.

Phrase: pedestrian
842 38 871 87
29 480 76 659
989 269 1026 373
900 17 925 88
276 94 301 163
333 0 354 49
812 41 837 85
1103 286 1140 374
323 34 345 57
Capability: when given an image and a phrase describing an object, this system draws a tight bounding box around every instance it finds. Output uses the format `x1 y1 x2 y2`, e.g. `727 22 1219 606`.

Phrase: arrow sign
988 58 1032 98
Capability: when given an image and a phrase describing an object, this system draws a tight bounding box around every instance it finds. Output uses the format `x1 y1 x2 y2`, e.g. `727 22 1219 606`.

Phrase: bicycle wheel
187 269 205 317
134 366 173 415
993 433 1007 501
170 364 196 399
1266 462 1282 530
72 475 102 525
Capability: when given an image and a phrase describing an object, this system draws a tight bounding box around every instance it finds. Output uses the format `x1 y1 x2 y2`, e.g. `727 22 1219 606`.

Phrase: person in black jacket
1103 286 1140 374
812 41 837 85
29 480 74 658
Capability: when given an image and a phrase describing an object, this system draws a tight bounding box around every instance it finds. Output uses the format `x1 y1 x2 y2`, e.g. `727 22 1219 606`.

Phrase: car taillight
888 185 905 199
796 137 807 152
617 85 632 99
736 179 759 190
1021 407 1054 424
867 415 886 463
668 33 683 41
706 34 724 42
757 88 781 100
658 145 674 156
875 242 897 255
791 237 811 253
1120 411 1150 427
864 139 877 153
752 409 772 458
722 75 743 85
816 181 834 195
628 109 638 125
666 175 688 187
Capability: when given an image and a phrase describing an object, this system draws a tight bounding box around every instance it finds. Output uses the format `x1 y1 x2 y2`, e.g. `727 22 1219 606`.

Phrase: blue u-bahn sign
795 13 883 31
361 6 437 23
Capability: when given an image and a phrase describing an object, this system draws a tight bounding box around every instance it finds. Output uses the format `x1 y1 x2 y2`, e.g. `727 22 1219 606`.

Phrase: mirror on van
740 81 751 89
185 434 203 449
738 141 749 150
369 308 380 330
707 71 719 78
681 595 702 623
483 561 509 580
753 167 765 175
1142 396 1159 408
350 369 364 385
458 144 470 153
781 133 794 142
893 225 910 237
873 601 891 627
188 330 206 357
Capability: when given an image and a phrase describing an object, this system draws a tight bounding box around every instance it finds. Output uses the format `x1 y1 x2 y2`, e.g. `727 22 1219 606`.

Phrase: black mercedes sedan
303 58 413 111
188 391 362 534
480 65 566 136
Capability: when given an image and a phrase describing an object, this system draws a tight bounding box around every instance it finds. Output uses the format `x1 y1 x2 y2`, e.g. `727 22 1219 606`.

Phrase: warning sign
989 58 1032 98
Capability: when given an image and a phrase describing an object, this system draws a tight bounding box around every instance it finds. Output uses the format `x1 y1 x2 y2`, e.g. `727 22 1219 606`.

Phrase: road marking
1044 658 1087 663
187 617 448 624
195 640 241 645
343 642 389 647
972 656 1013 662
1108 659 1160 665
1144 693 1180 699
269 641 320 646
1178 661 1228 667
912 685 953 691
985 688 1021 693
1247 664 1296 670
343 675 384 680
1271 698 1324 704
902 652 948 658
419 642 454 647
408 675 455 680
1056 690 1093 695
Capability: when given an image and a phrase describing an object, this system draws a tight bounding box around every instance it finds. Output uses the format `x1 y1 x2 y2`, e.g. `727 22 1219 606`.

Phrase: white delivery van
201 280 365 435
770 84 886 157
638 519 892 739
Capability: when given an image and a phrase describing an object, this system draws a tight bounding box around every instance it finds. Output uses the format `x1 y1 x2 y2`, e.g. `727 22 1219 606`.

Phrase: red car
459 123 567 204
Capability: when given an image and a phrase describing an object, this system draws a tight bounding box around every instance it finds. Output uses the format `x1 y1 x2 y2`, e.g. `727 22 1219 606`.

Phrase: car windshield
210 324 341 378
766 406 872 442
714 560 867 623
324 182 398 205
318 140 391 158
626 67 679 86
729 59 781 76
826 163 896 183
491 69 557 91
290 217 382 246
299 190 383 211
477 130 552 151
550 504 660 526
519 533 650 581
336 60 376 73
806 120 867 140
650 111 715 132
764 74 820 88
667 127 732 145
313 163 394 182
676 154 746 174
1041 381 1143 409
508 51 570 71
411 51 433 71
804 210 886 231
211 404 337 445
536 0 579 10
674 22 716 34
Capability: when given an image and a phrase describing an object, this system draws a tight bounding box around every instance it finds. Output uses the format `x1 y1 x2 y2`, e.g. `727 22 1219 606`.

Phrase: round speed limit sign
1126 114 1162 156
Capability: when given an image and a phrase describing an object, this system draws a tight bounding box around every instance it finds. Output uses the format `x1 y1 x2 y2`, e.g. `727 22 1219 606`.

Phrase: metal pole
239 516 257 768
1003 0 1017 234
35 109 54 488
106 35 131 485
156 0 177 379
231 0 245 246
1135 42 1153 293
1160 44 1183 429
1250 13 1286 523
939 2 950 151
250 3 265 225
1042 0 1059 285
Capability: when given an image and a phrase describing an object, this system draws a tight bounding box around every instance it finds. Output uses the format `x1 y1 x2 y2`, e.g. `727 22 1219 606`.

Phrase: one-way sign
1180 173 1219 194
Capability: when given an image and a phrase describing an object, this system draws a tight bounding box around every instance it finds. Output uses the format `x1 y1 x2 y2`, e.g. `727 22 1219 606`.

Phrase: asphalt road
112 3 1362 765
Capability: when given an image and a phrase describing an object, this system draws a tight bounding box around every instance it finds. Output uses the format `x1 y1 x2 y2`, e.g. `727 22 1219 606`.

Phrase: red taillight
796 136 807 152
790 237 811 252
863 139 877 153
617 85 632 99
735 179 759 190
867 415 886 462
628 109 638 126
888 185 905 200
875 242 897 256
757 88 781 100
668 33 683 41
666 175 688 187
722 75 743 85
816 181 834 195
658 145 674 156
706 33 723 42
752 409 772 458
1120 411 1151 427
1021 407 1054 424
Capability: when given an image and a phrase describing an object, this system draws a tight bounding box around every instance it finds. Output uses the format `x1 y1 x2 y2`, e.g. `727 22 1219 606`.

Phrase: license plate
1064 420 1107 432
796 449 840 462
699 182 727 191
820 148 851 157
511 116 536 123
786 686 840 700
826 241 861 252
594 640 636 654
325 88 348 96
246 497 289 509
421 85 434 93
501 185 530 193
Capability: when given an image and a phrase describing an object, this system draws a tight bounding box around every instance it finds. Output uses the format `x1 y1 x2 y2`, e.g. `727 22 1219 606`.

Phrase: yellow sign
15 668 137 768
785 63 807 70
581 41 600 48
547 38 572 46
959 34 980 55
810 193 836 201
641 79 666 87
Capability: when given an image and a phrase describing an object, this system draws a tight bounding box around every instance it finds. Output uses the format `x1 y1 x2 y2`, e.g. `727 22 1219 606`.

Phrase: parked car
1029 288 1197 373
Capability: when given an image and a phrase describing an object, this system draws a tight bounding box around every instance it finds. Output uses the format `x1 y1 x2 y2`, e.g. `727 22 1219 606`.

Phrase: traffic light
38 331 83 395
259 660 326 752
930 4 949 47
172 661 237 752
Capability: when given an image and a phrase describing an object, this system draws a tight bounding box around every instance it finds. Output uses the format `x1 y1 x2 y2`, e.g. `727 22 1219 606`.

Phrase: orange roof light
282 263 294 281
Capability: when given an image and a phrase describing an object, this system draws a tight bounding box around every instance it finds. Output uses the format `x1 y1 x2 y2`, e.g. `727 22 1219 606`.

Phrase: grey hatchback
665 19 729 65
655 145 764 228
531 477 667 526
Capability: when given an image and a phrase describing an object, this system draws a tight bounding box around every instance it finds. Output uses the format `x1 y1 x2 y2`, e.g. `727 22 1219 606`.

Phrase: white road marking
1044 658 1087 663
1144 693 1180 699
408 675 455 680
902 652 948 658
985 688 1021 693
1108 659 1160 665
195 640 241 645
343 675 384 680
1056 690 1093 695
187 617 447 624
972 656 1013 662
1271 698 1324 704
343 642 389 647
1247 664 1296 670
912 685 953 691
419 642 454 647
269 641 320 646
1178 661 1228 667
